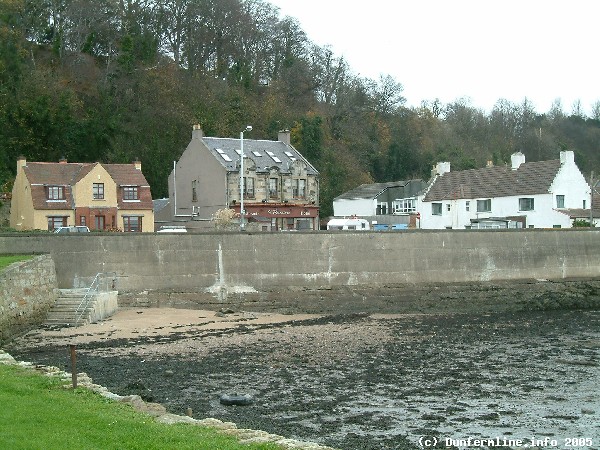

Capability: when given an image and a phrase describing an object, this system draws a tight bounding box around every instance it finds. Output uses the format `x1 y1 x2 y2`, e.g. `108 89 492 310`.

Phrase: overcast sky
268 0 599 115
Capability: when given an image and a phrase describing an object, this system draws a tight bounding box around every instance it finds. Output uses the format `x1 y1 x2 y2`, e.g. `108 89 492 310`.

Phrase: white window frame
392 198 416 213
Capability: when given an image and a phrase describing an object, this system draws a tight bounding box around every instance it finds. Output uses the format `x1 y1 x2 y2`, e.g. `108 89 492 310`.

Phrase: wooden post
70 345 77 388
590 171 594 228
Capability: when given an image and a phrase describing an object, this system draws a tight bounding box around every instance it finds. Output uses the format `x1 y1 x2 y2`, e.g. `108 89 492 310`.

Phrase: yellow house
10 157 154 232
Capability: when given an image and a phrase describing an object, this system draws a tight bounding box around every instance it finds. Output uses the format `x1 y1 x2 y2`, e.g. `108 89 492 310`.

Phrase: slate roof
334 180 423 201
23 161 152 210
201 137 318 175
423 159 562 202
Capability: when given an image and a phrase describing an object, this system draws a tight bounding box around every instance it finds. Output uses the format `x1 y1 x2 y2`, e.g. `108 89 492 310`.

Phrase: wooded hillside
2 0 599 216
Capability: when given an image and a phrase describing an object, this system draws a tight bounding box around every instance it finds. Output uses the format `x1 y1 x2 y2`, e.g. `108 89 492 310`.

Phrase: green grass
0 255 33 270
0 364 281 450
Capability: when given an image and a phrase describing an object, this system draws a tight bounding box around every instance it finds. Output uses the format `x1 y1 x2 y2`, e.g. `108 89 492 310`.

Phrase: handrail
74 272 117 326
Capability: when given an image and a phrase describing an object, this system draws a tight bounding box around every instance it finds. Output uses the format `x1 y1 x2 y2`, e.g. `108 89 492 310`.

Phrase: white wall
333 198 375 217
418 153 590 230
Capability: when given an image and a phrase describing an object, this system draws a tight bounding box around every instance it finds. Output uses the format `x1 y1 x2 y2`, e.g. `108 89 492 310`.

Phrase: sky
267 0 599 115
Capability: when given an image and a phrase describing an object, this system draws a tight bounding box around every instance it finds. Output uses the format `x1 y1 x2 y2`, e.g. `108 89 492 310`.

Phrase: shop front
233 203 320 231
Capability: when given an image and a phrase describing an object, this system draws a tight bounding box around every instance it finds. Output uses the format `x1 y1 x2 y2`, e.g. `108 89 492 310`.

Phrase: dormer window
46 186 65 200
123 186 139 200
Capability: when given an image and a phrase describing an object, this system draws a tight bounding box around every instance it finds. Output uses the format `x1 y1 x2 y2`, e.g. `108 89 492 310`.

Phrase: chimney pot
59 157 67 164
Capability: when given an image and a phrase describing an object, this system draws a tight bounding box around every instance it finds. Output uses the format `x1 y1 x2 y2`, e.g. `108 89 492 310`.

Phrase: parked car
157 225 187 233
54 226 90 233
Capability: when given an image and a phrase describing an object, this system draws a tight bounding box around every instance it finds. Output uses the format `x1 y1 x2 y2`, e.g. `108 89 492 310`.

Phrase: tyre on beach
219 393 254 406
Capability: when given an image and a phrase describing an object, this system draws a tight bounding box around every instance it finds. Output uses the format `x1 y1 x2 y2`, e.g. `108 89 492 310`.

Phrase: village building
167 125 320 231
10 157 154 232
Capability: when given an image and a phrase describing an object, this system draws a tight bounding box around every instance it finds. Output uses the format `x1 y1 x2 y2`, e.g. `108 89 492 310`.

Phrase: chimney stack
59 156 68 164
431 161 451 178
486 160 494 167
17 156 26 174
560 150 574 165
134 159 142 171
278 129 291 145
511 152 526 170
192 124 204 140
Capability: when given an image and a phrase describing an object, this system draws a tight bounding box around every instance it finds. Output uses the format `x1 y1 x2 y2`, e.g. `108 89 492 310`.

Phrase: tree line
1 0 599 216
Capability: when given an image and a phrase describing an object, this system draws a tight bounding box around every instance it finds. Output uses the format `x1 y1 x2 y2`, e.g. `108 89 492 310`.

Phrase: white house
332 180 426 227
418 151 591 229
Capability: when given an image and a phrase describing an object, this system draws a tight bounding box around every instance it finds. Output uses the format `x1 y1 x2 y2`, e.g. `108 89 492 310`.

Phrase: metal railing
74 272 117 326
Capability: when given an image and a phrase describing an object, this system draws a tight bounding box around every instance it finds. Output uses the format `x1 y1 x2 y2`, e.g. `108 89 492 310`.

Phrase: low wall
0 255 57 344
0 229 599 314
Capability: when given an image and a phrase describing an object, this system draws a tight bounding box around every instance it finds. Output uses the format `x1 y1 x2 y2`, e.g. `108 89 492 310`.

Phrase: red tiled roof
423 160 562 202
22 161 153 210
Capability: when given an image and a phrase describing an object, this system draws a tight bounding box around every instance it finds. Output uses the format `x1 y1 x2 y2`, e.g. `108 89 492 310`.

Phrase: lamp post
239 125 252 230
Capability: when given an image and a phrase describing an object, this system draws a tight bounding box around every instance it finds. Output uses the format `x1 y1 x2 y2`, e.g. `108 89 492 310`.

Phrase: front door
94 215 105 231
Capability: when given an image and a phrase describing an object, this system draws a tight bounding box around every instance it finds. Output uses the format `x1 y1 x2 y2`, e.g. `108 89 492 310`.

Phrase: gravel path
6 308 600 450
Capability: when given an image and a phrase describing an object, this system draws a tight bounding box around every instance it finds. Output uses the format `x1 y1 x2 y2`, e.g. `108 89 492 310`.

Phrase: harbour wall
1 229 599 314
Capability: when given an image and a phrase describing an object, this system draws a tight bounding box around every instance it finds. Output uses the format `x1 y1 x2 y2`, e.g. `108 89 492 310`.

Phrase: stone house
167 125 320 231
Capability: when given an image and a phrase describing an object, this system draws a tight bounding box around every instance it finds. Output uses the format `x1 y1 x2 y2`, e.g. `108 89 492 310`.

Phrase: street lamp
239 125 252 230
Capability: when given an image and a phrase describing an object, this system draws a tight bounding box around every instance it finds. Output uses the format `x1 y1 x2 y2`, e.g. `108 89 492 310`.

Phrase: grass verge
0 255 32 271
0 364 280 450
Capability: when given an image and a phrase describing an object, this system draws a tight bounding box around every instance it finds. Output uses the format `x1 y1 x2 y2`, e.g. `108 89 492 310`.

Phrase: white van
157 225 187 233
326 218 370 231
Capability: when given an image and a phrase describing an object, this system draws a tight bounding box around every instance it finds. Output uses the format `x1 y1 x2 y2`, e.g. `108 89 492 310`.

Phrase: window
376 201 388 215
446 204 451 211
583 200 587 209
432 203 442 215
519 198 534 211
123 186 139 200
293 179 306 198
243 177 254 198
93 183 104 200
123 216 142 232
269 178 278 198
47 216 67 230
80 216 86 226
556 195 565 208
465 201 470 212
392 198 416 213
192 181 197 202
477 199 491 212
47 186 65 200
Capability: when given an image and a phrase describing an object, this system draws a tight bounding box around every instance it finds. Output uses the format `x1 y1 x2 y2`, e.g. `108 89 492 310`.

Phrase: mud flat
6 308 600 450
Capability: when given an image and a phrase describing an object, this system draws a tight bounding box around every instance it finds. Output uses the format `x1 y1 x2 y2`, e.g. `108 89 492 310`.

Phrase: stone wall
0 255 57 344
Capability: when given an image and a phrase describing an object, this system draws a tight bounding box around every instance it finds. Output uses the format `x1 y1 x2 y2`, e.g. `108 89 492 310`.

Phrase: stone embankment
0 255 57 345
0 350 337 450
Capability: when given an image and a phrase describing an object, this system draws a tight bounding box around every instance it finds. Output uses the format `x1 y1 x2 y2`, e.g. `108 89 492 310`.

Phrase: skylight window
215 148 232 161
235 149 242 155
252 151 263 157
284 151 294 157
266 151 282 163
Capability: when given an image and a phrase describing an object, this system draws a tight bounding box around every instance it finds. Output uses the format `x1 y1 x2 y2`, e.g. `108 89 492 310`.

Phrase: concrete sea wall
1 229 599 313
0 255 57 344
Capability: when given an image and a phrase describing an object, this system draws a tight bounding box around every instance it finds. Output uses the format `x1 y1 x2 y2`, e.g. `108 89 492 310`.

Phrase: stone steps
45 289 98 326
